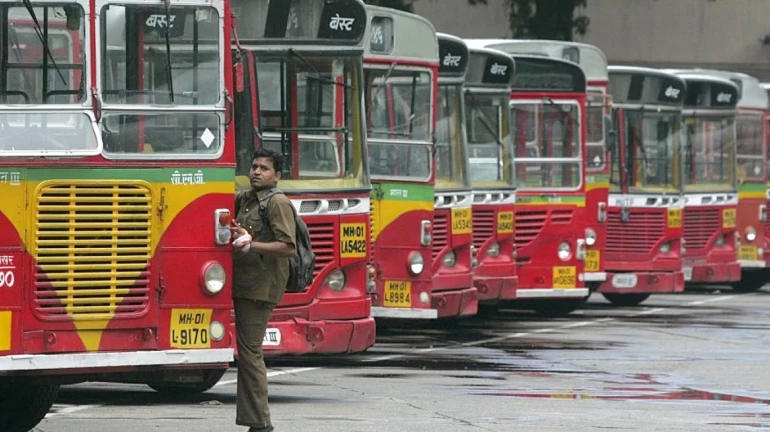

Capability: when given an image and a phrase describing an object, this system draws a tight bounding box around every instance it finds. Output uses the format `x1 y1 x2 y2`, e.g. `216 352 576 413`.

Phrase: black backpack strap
257 188 283 241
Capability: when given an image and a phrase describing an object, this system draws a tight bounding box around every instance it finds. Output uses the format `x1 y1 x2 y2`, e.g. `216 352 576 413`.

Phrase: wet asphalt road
37 287 770 432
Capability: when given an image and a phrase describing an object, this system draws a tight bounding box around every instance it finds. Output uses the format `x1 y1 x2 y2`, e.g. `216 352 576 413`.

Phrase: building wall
413 0 511 38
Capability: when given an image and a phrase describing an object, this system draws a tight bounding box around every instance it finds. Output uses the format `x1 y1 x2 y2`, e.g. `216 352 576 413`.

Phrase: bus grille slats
306 222 335 277
606 209 665 254
472 209 495 249
432 213 449 260
514 209 573 249
684 208 720 251
34 183 152 320
765 201 770 233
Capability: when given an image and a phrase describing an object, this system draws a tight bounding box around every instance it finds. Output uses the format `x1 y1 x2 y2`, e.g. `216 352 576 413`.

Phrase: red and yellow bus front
463 43 517 304
673 73 740 284
231 0 375 355
509 55 590 316
598 67 686 306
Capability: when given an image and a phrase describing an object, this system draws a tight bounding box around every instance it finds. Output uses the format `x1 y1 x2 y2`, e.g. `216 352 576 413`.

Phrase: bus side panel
0 173 26 356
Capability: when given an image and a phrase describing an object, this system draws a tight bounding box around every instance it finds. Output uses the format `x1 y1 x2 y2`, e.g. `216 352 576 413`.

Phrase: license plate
553 266 576 289
667 208 682 228
451 208 472 234
170 309 212 349
384 281 412 307
585 250 600 272
497 211 514 234
739 246 757 261
722 208 736 228
612 274 638 289
683 267 693 281
263 328 281 346
340 223 367 259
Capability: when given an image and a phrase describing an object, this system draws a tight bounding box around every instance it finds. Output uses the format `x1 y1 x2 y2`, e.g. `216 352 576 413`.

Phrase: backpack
255 189 316 293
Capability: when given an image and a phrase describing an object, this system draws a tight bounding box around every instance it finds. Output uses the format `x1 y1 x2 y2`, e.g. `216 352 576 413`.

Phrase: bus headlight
408 252 424 275
584 228 597 246
659 242 671 254
557 242 571 261
202 262 226 295
715 235 726 248
487 242 500 258
442 251 457 267
746 227 757 242
325 269 346 291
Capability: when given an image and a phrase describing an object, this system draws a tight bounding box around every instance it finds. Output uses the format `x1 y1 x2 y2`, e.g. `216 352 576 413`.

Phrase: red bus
230 0 376 354
0 0 234 428
599 66 686 306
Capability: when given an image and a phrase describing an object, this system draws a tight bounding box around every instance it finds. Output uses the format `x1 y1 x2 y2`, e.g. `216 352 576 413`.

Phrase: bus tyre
602 293 651 307
730 271 769 293
530 298 586 317
0 381 59 432
148 369 227 395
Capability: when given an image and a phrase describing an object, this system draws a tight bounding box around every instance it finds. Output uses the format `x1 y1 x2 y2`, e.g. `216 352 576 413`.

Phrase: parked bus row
2 0 770 430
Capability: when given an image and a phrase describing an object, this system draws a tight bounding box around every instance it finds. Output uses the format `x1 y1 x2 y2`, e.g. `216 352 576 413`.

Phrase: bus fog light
557 242 571 261
746 227 757 242
209 321 225 341
419 291 430 304
659 242 671 254
408 252 424 275
217 228 232 244
715 236 726 248
202 262 226 295
325 269 346 291
487 242 500 258
584 228 597 246
759 247 765 256
442 251 457 267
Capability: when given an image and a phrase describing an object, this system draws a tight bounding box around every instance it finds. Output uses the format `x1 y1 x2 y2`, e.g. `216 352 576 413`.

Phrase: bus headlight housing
202 262 226 295
408 252 424 275
420 220 432 246
715 235 726 248
557 242 571 261
659 242 671 254
325 269 346 292
487 242 500 258
442 251 457 267
584 228 597 246
746 227 757 242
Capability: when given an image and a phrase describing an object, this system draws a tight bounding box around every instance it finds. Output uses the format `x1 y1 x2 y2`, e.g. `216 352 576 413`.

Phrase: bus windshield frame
435 82 469 191
683 113 737 193
619 108 682 194
465 90 514 189
735 111 767 183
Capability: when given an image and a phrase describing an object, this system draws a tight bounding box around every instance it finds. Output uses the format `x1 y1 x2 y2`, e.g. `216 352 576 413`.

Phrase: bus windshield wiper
288 49 350 89
163 0 175 103
465 90 505 179
366 62 397 121
21 0 66 86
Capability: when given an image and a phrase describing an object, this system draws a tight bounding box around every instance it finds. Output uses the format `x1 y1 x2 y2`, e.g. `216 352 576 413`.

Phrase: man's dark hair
252 148 284 173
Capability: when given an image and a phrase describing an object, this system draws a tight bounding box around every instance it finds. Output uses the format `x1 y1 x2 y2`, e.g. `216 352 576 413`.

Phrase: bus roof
664 70 739 110
437 33 469 79
232 0 367 46
681 69 767 110
363 5 438 63
466 39 608 82
510 55 586 93
608 66 686 107
464 45 515 90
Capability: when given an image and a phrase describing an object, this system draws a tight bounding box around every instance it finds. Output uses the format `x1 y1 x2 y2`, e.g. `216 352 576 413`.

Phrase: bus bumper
515 287 590 299
684 262 741 283
597 271 684 294
256 317 376 357
475 275 518 302
432 287 478 318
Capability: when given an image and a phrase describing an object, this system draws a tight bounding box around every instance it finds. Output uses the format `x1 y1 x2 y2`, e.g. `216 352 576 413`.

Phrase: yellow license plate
585 250 600 272
553 266 576 289
170 309 212 349
723 208 737 228
739 246 758 261
383 281 412 307
340 223 367 259
497 211 514 234
667 209 682 228
451 207 472 234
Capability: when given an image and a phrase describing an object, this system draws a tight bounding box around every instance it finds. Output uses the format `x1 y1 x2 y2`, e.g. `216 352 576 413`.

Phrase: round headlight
442 251 457 267
487 242 500 258
325 269 346 291
746 227 757 242
203 262 226 295
584 228 597 246
659 242 671 254
715 236 726 248
409 252 424 275
209 321 225 341
419 291 430 304
557 242 571 261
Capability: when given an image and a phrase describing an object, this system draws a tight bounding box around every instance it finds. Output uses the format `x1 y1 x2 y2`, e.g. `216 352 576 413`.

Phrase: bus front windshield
435 84 468 190
512 100 582 190
365 68 432 181
465 92 514 188
684 115 736 192
254 55 367 191
735 112 766 183
0 2 98 154
622 111 681 193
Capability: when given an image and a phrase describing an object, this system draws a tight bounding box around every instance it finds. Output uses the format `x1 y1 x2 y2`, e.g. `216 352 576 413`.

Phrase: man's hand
232 232 252 253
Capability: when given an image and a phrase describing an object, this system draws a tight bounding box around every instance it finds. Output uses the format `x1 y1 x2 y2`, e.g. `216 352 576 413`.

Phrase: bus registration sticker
584 250 600 272
497 211 514 234
451 208 472 234
340 223 367 259
553 267 576 289
263 328 281 347
667 209 682 228
384 281 412 307
170 309 212 349
722 209 737 228
739 246 757 261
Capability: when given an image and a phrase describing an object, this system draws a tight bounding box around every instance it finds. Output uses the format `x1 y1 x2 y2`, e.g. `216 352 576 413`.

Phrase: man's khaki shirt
233 188 296 304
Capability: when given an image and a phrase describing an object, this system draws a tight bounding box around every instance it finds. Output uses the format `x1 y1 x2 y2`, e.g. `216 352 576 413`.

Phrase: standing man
231 148 296 432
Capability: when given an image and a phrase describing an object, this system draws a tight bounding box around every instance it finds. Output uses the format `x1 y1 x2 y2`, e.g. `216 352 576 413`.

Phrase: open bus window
735 113 766 181
1 4 85 105
624 112 680 192
684 117 735 190
435 84 466 188
465 93 512 186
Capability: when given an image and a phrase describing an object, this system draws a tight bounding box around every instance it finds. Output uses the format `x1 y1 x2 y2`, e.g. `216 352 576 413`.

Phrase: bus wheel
730 271 769 293
602 293 650 307
530 298 586 317
0 380 59 432
148 369 227 395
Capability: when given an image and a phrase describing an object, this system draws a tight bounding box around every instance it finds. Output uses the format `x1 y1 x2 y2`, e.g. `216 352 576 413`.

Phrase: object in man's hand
233 233 252 253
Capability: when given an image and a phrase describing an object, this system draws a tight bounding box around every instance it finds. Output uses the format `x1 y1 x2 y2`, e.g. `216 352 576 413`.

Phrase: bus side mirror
604 115 617 152
64 5 81 31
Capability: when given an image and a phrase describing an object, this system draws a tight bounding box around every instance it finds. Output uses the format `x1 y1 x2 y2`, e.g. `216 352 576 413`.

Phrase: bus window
735 113 766 182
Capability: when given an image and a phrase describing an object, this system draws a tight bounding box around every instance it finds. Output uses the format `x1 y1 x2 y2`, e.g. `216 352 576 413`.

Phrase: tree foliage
363 0 414 12
469 0 590 41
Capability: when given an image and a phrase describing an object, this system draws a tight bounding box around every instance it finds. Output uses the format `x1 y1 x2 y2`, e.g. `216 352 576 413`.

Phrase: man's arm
235 195 297 258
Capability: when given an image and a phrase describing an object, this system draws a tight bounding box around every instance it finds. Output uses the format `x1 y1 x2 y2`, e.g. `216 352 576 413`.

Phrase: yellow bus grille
33 182 153 320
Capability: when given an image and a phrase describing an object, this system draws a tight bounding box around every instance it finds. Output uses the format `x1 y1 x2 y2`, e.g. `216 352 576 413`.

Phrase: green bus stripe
374 183 434 202
18 167 234 183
